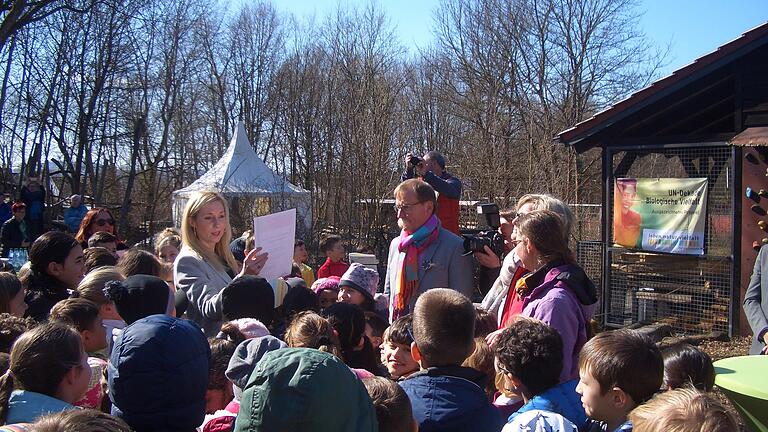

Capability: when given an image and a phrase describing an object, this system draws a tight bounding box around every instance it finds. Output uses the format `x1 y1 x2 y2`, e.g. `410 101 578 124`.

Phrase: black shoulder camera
462 203 505 258
409 155 422 166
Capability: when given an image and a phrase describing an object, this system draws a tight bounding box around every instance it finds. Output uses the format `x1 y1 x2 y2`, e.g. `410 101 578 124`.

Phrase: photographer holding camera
402 151 462 235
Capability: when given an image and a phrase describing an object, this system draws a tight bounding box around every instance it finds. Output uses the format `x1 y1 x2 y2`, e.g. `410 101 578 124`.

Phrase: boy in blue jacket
495 317 587 429
399 288 504 432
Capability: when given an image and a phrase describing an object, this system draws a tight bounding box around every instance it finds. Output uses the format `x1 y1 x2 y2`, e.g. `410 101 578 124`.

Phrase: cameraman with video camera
403 151 462 235
473 207 516 294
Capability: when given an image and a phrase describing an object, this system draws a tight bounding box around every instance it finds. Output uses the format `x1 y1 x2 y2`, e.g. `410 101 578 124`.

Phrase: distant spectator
293 239 315 286
154 229 181 289
83 247 118 274
63 195 88 234
75 208 121 250
317 234 348 278
20 176 45 241
1 202 30 257
0 193 12 224
402 150 462 235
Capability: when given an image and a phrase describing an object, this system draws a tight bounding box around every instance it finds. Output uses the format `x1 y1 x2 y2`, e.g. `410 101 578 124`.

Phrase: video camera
408 154 422 166
462 203 505 257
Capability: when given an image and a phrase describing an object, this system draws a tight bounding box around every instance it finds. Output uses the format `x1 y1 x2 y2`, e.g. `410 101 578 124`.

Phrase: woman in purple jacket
513 210 598 383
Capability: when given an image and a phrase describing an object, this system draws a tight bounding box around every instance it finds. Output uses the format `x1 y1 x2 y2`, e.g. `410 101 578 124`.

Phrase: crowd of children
0 189 743 432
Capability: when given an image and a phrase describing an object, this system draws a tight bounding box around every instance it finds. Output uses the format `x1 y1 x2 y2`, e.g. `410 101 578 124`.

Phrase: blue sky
275 0 768 77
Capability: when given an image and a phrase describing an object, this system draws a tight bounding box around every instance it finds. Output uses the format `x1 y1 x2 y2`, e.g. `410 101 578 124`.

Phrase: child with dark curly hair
495 316 586 430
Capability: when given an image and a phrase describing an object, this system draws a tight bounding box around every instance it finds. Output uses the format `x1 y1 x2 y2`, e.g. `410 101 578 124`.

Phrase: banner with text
613 177 708 255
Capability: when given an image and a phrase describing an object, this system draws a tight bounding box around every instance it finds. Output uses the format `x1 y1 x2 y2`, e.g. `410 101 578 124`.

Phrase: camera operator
474 208 516 294
402 151 462 235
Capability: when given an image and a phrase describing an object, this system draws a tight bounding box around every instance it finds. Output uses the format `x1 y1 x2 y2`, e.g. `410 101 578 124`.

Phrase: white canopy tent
172 122 311 233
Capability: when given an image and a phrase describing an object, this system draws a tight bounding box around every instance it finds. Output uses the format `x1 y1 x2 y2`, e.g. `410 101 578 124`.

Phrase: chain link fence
604 145 733 334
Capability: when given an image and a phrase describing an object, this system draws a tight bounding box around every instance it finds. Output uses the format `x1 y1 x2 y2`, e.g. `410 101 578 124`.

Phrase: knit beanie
338 263 379 302
104 275 171 325
221 276 275 323
225 336 287 400
218 318 270 340
285 277 308 290
311 276 341 295
229 237 246 263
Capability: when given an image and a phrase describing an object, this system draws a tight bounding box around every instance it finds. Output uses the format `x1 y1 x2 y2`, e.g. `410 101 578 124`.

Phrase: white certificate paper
253 208 296 281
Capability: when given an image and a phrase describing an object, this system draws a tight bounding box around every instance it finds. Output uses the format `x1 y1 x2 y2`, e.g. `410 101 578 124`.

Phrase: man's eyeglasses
393 201 425 214
94 219 115 227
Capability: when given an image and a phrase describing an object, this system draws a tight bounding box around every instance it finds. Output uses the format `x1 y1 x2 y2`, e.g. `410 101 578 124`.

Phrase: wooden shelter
556 22 768 336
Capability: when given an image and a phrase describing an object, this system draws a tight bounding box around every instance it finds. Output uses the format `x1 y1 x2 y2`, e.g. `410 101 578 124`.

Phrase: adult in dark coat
20 176 45 241
0 194 12 224
0 202 30 257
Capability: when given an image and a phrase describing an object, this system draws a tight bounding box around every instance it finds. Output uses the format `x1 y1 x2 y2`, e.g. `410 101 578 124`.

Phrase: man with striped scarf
383 179 473 322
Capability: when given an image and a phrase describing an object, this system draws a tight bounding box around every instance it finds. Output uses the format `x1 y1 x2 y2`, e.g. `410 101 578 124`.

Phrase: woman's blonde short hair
628 387 738 432
516 194 574 240
180 191 238 273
